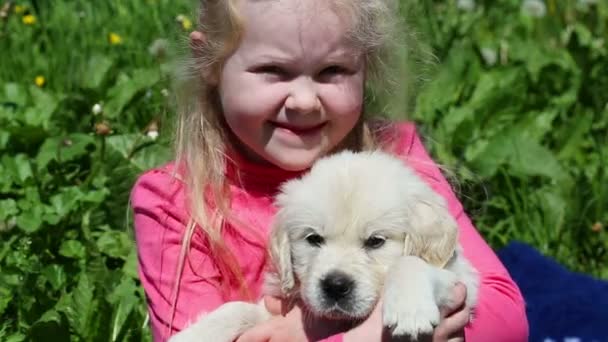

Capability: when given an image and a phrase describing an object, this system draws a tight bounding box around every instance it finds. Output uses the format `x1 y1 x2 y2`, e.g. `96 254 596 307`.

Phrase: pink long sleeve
131 168 230 341
401 124 529 341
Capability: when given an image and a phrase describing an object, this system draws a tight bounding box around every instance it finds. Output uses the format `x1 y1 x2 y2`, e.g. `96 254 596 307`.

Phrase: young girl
131 0 529 341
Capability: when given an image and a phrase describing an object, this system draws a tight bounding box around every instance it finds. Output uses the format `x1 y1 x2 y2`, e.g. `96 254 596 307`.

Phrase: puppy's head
269 150 458 320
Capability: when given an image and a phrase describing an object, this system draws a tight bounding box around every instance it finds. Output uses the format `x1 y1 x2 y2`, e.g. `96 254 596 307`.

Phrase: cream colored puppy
170 150 479 342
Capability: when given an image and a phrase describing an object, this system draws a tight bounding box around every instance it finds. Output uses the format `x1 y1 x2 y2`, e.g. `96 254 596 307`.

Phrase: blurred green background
0 0 606 340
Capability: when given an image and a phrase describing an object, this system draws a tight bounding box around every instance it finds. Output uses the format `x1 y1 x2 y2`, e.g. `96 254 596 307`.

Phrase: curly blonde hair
168 0 422 329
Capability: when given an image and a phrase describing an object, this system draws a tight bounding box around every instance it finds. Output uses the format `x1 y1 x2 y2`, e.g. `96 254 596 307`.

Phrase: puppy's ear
269 217 296 295
404 199 458 268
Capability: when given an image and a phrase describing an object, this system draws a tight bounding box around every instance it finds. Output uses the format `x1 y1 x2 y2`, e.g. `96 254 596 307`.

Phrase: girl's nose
285 78 321 114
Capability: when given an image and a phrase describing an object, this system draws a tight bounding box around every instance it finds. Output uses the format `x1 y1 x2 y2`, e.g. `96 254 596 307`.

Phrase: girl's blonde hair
168 0 426 332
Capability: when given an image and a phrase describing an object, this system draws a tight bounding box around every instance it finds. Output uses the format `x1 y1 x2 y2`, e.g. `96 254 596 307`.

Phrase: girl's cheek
319 81 364 116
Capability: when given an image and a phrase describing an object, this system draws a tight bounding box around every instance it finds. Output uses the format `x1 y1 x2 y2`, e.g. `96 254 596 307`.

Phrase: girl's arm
401 123 529 342
131 168 226 342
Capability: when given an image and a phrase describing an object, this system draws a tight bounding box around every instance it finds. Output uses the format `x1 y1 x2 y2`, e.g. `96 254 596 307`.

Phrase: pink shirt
131 122 529 342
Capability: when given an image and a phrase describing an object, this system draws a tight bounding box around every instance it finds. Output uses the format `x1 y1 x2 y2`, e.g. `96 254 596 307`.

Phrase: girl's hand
238 283 469 342
345 282 470 342
236 296 352 342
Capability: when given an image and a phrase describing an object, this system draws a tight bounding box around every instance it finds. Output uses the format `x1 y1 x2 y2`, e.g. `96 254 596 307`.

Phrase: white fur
170 150 479 342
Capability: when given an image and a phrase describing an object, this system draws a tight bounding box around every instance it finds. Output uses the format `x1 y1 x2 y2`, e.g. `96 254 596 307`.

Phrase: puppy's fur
170 150 479 342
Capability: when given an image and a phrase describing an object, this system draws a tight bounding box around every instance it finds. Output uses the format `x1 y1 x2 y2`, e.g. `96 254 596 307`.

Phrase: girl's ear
269 217 295 295
403 199 458 268
189 31 207 57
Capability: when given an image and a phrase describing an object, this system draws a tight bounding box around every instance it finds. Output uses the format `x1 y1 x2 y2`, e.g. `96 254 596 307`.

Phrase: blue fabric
497 241 608 342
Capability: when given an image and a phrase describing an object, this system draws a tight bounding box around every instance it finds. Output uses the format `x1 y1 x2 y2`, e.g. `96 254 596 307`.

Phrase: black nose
321 272 354 301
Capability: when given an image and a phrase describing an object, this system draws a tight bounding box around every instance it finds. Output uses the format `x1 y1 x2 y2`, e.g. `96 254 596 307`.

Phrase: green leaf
508 137 568 181
2 83 27 107
16 206 44 233
0 199 18 221
0 286 11 316
47 186 84 221
2 154 33 185
23 86 62 129
107 278 139 342
96 229 132 259
36 133 97 170
469 128 569 181
59 274 95 340
82 55 114 90
123 249 139 280
58 240 86 259
104 68 160 118
29 309 70 342
40 264 67 292
0 130 9 150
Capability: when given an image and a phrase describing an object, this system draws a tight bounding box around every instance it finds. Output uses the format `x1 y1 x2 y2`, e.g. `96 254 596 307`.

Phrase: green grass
1 0 607 340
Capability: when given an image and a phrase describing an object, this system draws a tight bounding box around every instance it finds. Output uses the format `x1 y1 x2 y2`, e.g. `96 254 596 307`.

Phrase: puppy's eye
305 233 324 247
364 236 386 249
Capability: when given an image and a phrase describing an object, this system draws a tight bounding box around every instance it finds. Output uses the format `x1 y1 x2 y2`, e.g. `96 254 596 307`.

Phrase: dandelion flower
109 32 123 45
35 75 45 87
22 14 36 25
14 5 26 14
176 15 193 31
181 17 192 30
521 0 547 18
92 103 103 115
456 0 475 11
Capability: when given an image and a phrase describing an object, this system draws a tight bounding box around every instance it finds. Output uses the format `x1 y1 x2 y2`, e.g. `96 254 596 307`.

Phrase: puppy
170 150 479 342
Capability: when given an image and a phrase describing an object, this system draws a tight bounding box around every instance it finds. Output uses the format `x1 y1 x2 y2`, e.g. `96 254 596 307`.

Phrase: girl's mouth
270 121 327 135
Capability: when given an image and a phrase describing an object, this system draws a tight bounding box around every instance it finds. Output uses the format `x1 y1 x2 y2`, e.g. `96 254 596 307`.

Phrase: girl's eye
320 65 348 77
253 65 288 78
305 233 325 247
364 235 386 249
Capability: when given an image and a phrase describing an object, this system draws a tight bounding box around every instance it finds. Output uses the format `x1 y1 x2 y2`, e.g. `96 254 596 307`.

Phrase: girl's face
217 0 365 171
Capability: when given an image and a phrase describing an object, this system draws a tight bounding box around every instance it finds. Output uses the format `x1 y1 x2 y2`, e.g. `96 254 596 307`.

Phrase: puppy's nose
321 272 354 301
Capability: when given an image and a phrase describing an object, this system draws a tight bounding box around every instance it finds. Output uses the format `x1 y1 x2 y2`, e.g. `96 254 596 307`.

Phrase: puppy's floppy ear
404 199 458 268
269 214 296 295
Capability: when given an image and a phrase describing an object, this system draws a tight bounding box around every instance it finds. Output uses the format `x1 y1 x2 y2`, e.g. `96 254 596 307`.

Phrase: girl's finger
263 296 283 315
440 282 467 318
434 305 471 341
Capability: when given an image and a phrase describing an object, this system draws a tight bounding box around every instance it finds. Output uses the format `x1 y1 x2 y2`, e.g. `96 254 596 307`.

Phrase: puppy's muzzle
320 271 355 302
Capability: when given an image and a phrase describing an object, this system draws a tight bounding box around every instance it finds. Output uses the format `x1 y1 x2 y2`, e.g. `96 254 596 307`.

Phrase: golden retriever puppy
170 150 479 342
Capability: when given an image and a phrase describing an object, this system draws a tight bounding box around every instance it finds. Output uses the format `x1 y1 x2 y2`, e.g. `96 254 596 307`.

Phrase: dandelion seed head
522 0 547 18
457 0 476 11
92 103 103 115
148 38 169 59
147 130 159 140
480 47 497 66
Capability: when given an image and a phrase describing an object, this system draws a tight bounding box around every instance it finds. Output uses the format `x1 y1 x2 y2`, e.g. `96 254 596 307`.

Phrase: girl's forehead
239 0 360 58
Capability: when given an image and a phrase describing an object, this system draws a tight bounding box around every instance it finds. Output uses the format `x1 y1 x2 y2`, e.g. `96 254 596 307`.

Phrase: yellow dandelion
22 14 36 25
181 17 192 30
109 32 123 45
14 5 26 14
176 14 193 31
35 75 45 87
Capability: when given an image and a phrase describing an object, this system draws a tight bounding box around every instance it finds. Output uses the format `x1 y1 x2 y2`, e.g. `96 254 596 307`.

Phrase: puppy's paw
382 291 440 338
